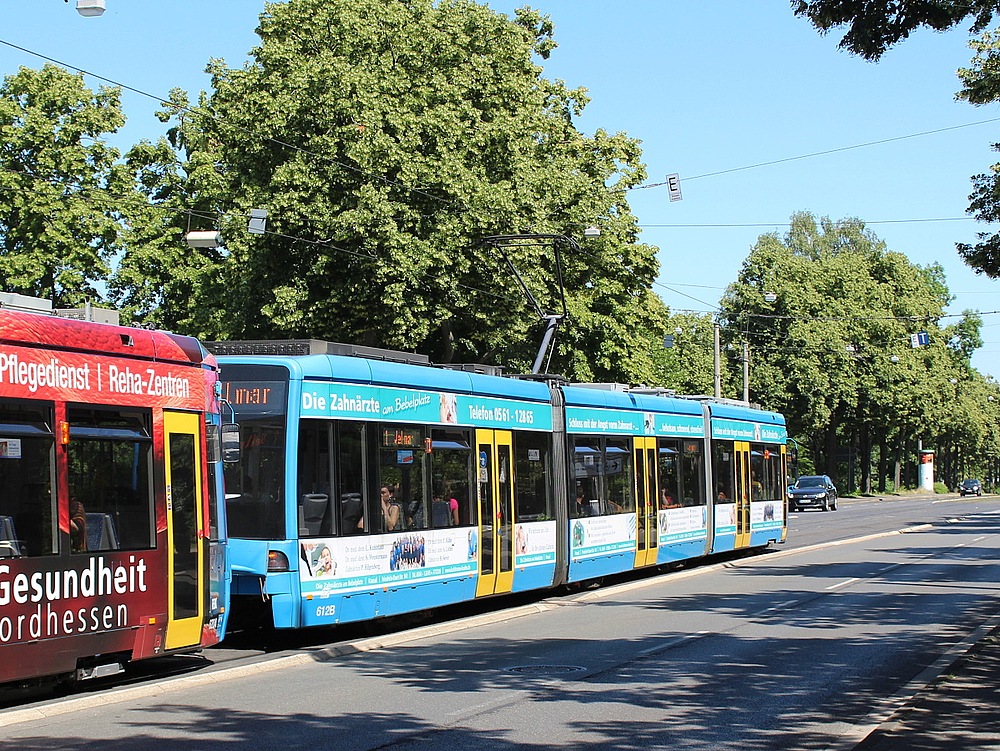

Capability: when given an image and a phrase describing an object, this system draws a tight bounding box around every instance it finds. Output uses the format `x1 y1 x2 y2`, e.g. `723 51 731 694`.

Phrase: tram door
474 429 515 597
633 436 659 567
164 411 206 650
734 441 751 549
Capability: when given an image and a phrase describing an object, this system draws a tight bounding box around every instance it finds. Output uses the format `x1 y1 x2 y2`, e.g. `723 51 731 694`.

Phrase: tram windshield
221 368 289 540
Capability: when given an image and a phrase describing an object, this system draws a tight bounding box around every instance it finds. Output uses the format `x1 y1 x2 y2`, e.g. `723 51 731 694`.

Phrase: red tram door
164 411 206 650
474 429 515 597
734 441 752 549
633 436 659 567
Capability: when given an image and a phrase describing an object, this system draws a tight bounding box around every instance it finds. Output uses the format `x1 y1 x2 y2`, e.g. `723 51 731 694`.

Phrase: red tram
0 300 228 687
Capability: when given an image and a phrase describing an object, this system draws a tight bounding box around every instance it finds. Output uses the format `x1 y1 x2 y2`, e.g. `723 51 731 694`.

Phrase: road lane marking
826 577 861 590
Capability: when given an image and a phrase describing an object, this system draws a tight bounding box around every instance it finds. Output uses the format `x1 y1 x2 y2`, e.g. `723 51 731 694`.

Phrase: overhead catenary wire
632 116 1000 189
640 217 978 228
3 33 998 344
3 35 997 239
0 168 526 309
0 36 468 216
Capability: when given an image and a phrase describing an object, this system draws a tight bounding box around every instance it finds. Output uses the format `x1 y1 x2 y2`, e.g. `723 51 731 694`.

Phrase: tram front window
220 370 289 540
224 417 287 540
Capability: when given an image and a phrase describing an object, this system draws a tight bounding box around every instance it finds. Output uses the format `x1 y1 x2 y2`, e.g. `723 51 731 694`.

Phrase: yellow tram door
474 429 515 598
778 443 789 543
633 436 659 568
734 440 752 549
163 411 206 650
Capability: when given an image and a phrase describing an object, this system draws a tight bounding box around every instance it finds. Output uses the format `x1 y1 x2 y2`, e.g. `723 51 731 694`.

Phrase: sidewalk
851 620 1000 750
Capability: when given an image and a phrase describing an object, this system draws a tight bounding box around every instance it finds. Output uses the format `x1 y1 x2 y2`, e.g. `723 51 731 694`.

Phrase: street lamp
75 0 106 16
184 230 222 249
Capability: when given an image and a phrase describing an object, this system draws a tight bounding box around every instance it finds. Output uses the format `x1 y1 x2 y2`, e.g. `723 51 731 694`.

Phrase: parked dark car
959 479 983 496
788 475 838 511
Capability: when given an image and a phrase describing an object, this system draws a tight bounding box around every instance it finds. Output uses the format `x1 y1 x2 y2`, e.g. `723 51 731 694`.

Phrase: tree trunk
859 421 872 495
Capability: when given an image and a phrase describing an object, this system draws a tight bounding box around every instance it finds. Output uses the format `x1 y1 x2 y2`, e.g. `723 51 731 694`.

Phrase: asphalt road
3 494 999 751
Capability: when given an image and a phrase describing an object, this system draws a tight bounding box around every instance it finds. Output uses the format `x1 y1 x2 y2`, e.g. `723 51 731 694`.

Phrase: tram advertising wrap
211 342 789 632
0 305 229 689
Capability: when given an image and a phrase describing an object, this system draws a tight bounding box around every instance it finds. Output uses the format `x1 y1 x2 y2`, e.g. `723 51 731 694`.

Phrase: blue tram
207 340 787 629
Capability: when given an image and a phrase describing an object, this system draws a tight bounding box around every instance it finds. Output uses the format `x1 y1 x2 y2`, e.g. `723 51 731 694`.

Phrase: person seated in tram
380 485 401 531
660 489 678 509
70 498 87 552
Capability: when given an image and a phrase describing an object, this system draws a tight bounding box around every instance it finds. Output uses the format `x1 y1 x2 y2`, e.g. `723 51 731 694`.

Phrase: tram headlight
267 550 290 572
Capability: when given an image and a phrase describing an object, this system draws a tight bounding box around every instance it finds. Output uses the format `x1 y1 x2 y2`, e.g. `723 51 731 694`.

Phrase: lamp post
75 0 106 16
184 230 222 249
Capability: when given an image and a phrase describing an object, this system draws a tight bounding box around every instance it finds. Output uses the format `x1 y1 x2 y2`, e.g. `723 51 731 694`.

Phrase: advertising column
918 449 935 492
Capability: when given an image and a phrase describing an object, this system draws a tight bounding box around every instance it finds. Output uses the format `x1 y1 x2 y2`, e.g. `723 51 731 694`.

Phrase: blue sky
2 2 999 376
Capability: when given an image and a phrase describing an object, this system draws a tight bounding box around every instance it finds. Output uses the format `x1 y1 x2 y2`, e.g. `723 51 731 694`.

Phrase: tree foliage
0 64 130 306
794 3 1000 278
659 312 726 396
953 29 1000 276
135 0 668 381
108 88 231 335
720 212 990 491
792 0 1000 60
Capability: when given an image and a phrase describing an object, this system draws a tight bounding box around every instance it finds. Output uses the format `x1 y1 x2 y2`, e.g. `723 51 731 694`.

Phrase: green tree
720 212 974 493
109 88 231 336
659 312 729 396
0 65 130 306
954 30 1000 276
792 1 1000 60
141 0 664 380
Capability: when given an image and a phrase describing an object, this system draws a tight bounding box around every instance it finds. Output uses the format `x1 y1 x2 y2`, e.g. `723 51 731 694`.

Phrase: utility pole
713 322 721 399
743 340 750 402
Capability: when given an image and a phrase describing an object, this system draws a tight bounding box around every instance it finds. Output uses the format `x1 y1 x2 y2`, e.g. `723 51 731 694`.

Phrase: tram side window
712 441 735 502
657 439 682 508
429 429 473 528
572 436 633 516
752 443 783 502
298 420 334 537
682 440 706 506
514 431 552 521
67 406 153 552
336 422 365 534
0 400 57 557
750 446 763 500
605 437 635 514
379 424 427 533
572 436 603 517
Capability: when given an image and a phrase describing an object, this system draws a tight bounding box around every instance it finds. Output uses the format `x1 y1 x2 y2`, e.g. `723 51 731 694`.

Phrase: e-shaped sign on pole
666 173 683 202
